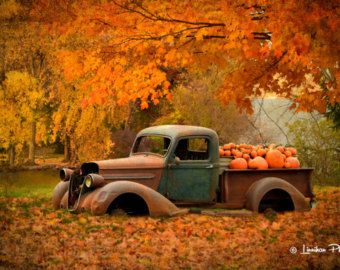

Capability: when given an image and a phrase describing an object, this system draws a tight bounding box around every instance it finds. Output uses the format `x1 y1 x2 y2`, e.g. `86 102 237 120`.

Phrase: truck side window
175 138 209 160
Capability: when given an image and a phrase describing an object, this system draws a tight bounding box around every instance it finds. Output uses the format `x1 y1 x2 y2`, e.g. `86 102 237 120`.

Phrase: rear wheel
107 193 149 216
258 189 295 212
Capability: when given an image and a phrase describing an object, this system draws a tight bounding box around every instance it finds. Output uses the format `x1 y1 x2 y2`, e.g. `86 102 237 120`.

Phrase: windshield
132 135 171 156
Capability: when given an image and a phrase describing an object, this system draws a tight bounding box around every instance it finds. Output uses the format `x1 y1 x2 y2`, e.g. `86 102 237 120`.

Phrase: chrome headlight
84 174 105 189
59 168 74 181
84 175 93 188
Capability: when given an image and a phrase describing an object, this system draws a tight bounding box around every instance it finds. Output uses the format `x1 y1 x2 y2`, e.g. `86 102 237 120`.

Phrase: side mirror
174 156 180 165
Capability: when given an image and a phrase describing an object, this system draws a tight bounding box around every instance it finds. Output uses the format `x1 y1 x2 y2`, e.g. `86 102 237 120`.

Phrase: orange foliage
29 0 339 112
0 188 339 269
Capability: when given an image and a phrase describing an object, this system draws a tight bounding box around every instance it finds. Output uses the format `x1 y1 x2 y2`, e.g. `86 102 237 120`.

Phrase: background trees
0 71 48 166
288 118 340 186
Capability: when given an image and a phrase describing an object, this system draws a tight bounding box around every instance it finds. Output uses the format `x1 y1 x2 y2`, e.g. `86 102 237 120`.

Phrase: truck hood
81 154 165 173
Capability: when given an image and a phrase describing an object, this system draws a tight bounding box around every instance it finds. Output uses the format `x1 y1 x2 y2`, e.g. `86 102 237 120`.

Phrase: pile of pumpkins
219 143 300 170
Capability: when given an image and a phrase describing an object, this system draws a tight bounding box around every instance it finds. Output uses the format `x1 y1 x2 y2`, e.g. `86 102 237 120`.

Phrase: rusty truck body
53 125 314 217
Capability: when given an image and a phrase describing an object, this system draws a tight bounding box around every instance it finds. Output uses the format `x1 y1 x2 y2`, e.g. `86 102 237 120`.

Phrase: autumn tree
31 0 339 114
0 71 47 166
51 81 116 162
0 0 52 164
154 66 253 143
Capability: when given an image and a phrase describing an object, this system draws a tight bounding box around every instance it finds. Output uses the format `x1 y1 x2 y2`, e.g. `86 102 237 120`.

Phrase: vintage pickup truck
53 125 314 217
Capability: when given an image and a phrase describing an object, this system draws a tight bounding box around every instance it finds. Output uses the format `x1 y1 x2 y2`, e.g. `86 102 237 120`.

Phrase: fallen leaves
0 188 339 269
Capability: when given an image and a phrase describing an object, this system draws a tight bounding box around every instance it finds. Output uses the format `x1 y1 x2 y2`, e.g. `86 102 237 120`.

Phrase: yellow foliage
0 71 48 157
0 0 22 19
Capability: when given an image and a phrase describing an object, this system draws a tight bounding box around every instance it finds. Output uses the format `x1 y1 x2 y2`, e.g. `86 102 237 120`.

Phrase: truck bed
219 168 314 209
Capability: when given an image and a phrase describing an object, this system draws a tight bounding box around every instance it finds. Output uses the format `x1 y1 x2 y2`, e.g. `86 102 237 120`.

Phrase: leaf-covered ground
0 188 339 270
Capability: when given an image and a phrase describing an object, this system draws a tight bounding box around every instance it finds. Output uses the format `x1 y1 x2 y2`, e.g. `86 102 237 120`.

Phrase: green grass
0 169 59 198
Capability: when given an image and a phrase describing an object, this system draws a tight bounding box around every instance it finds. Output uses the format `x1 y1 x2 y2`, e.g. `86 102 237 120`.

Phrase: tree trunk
63 133 70 162
28 121 36 165
124 102 134 131
8 145 15 167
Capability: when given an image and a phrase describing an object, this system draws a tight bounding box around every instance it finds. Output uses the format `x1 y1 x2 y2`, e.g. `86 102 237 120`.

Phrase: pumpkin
243 153 250 160
219 148 224 156
257 148 267 157
250 150 258 158
284 161 291 168
224 150 231 156
229 158 248 169
284 150 292 157
223 144 231 150
249 156 268 169
276 146 285 153
248 159 256 169
265 149 285 168
242 148 251 154
286 157 300 168
234 150 243 158
229 143 236 149
286 147 297 156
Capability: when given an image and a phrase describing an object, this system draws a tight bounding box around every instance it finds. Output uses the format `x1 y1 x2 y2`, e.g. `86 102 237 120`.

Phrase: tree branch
112 0 226 27
252 50 287 83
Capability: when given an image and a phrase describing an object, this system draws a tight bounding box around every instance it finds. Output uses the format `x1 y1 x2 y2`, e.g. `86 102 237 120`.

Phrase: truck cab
134 125 220 204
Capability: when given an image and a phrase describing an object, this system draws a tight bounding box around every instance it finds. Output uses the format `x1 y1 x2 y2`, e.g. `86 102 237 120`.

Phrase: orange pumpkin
284 150 292 157
244 148 252 154
265 149 285 168
224 150 231 156
249 156 268 170
219 148 224 156
248 159 256 169
276 146 285 153
250 150 258 158
229 143 236 149
234 150 243 158
223 144 230 150
286 157 300 168
287 147 297 156
243 153 250 160
284 161 291 168
257 148 267 157
229 158 248 169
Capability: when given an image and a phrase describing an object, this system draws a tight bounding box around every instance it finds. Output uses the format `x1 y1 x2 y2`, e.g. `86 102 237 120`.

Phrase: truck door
167 136 214 202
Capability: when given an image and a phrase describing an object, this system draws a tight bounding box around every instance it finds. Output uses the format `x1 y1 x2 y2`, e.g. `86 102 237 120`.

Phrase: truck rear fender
52 181 69 209
90 181 188 217
245 177 310 212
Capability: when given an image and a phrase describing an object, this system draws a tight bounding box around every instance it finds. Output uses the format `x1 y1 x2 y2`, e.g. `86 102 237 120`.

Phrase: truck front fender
245 177 310 212
52 181 69 209
90 181 188 217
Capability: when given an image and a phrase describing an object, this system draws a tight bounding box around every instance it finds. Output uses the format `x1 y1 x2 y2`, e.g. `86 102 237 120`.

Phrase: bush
288 118 340 186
